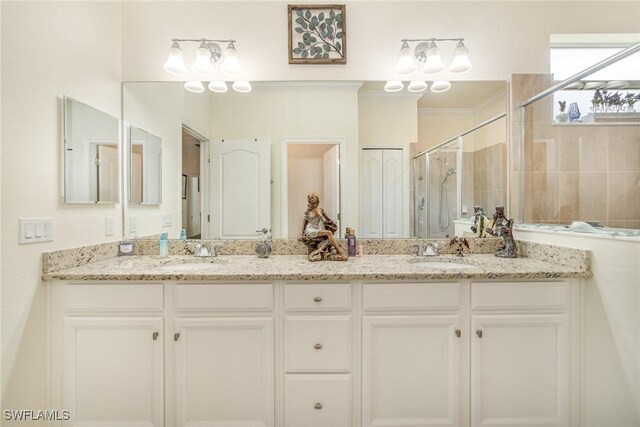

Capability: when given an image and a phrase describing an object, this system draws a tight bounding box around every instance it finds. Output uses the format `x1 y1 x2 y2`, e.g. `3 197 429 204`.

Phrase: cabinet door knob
152 332 159 341
314 343 323 350
476 330 483 338
455 329 461 338
174 333 181 342
313 296 323 303
314 403 323 410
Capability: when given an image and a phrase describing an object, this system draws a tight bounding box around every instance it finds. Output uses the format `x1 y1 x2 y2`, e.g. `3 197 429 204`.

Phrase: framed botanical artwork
288 4 346 64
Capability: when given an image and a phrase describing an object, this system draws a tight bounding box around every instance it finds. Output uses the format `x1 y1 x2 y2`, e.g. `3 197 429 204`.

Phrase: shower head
447 167 457 176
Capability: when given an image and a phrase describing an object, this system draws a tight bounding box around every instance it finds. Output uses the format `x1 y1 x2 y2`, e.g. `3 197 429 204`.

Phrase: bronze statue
298 194 348 262
470 206 489 238
486 205 508 237
486 206 517 258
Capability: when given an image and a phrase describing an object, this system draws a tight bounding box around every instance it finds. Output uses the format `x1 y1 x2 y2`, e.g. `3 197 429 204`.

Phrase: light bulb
208 81 228 93
449 40 472 73
232 81 252 93
163 41 187 76
431 80 451 93
384 80 404 92
407 80 428 92
395 41 417 74
192 42 214 76
184 81 205 93
423 41 444 74
222 42 242 75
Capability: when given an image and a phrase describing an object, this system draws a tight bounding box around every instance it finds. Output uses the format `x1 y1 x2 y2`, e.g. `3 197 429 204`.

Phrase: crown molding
251 81 364 91
358 90 425 100
418 107 473 115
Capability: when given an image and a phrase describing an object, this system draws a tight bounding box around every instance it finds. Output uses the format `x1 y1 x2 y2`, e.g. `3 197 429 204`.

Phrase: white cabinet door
211 139 270 239
362 315 462 426
471 314 569 427
62 317 163 427
360 149 383 238
173 317 274 427
382 149 403 238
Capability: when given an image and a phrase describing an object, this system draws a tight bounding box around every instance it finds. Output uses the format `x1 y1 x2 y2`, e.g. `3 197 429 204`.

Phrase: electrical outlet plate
105 217 114 236
19 218 53 244
162 213 172 228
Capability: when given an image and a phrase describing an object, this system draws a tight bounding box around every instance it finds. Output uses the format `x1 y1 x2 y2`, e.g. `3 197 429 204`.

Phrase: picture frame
181 174 187 199
288 4 346 64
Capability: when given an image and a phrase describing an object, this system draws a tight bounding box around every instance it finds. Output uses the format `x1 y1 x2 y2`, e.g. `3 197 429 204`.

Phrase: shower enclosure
413 114 507 238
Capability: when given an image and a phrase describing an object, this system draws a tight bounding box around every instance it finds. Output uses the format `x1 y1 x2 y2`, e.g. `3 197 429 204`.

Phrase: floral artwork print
288 5 346 64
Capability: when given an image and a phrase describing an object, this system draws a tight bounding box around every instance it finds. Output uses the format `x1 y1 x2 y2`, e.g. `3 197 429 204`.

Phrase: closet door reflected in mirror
63 97 119 204
128 125 162 205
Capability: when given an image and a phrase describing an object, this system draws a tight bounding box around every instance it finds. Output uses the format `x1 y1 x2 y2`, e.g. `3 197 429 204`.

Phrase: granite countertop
42 254 591 282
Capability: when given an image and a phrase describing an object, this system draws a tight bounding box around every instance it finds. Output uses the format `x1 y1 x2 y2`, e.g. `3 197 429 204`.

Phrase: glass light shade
395 42 417 74
163 42 187 76
232 80 252 93
431 80 451 93
192 42 214 76
384 80 404 93
423 42 444 73
449 41 472 73
407 80 428 92
208 81 228 93
184 81 205 93
222 43 242 75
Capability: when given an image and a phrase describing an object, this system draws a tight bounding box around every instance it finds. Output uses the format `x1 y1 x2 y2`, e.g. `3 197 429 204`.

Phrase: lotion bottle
159 233 169 258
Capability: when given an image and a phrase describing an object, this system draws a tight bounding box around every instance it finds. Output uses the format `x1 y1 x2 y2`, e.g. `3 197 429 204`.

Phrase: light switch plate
19 218 53 244
162 213 172 228
105 216 114 236
129 216 137 234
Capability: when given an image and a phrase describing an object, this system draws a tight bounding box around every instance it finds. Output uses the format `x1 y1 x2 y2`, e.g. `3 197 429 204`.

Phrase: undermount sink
406 258 477 269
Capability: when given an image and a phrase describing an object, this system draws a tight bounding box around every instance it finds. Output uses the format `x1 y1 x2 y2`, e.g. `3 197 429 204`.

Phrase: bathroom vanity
44 250 590 427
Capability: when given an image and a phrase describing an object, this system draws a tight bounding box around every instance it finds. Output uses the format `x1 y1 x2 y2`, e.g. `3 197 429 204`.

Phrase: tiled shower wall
512 74 640 228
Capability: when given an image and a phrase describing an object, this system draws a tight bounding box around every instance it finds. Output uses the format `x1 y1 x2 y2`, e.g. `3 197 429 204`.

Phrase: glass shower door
428 141 459 238
413 153 428 238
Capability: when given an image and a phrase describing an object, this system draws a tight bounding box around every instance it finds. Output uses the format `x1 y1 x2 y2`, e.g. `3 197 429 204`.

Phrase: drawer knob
314 403 323 410
476 330 483 338
313 296 323 303
314 343 323 350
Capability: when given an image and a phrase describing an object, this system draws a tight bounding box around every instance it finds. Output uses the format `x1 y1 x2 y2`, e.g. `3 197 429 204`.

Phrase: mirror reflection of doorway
93 144 119 203
182 126 207 239
285 143 341 239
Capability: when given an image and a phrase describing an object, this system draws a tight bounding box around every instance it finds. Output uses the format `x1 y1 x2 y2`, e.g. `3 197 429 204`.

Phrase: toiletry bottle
159 233 169 257
358 244 364 257
347 228 357 257
180 229 187 240
118 240 134 256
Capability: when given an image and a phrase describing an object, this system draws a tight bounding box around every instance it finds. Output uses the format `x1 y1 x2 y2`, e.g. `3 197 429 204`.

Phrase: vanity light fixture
384 80 404 92
208 81 228 93
184 81 205 93
430 80 452 93
163 38 244 77
231 81 252 93
407 80 428 92
396 38 472 75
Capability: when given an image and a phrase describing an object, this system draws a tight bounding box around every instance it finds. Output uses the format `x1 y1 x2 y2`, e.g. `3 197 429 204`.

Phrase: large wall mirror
121 80 508 239
63 96 119 204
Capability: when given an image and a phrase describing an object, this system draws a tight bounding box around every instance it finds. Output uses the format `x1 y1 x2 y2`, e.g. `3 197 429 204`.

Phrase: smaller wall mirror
128 125 163 205
63 96 119 203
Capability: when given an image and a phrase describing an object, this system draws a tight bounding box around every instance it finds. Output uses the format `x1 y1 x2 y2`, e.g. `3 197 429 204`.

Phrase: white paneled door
471 314 569 426
360 148 404 238
362 315 462 426
63 317 164 427
211 139 271 239
173 317 275 427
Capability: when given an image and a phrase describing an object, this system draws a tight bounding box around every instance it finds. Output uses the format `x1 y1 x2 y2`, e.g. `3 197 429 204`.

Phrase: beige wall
121 1 640 82
358 94 418 147
209 87 359 238
1 0 123 416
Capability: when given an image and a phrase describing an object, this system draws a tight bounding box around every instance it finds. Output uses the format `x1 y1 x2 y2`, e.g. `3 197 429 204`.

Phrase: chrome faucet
416 242 440 257
194 243 217 257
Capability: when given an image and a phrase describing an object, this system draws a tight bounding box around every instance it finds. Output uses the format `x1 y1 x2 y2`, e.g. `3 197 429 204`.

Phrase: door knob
476 330 483 338
152 332 159 341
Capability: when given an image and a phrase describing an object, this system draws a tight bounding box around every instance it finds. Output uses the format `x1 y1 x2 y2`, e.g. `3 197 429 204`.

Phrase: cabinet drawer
285 316 352 373
363 283 461 311
174 284 273 313
284 284 352 312
64 284 163 313
285 374 352 427
471 281 569 310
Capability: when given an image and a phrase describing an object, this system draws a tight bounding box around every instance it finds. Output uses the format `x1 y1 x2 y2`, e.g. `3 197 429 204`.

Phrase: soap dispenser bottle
159 233 169 258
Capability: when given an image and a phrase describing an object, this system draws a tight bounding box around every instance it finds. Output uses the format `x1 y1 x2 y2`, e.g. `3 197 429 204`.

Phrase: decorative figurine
298 193 348 262
470 206 489 238
486 205 508 236
556 101 568 123
568 101 581 122
494 219 518 258
449 236 470 257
